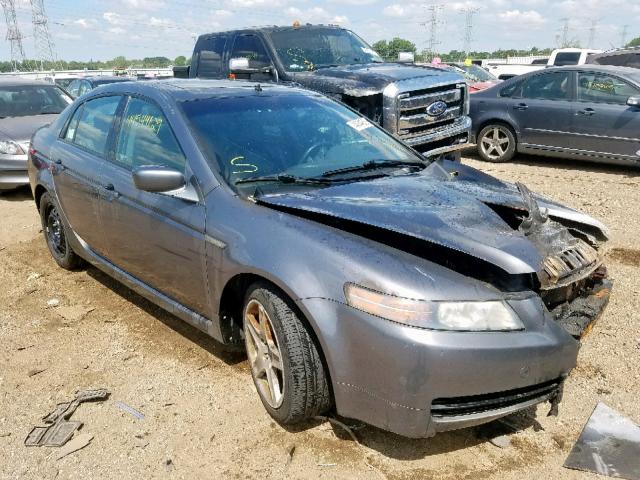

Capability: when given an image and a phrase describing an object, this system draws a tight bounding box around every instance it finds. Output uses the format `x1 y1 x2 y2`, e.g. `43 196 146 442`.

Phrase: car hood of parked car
256 161 608 278
0 114 59 142
291 63 463 96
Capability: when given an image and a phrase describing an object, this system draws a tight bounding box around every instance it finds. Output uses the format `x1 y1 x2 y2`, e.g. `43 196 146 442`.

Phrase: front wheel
243 282 332 424
39 192 83 270
477 124 516 163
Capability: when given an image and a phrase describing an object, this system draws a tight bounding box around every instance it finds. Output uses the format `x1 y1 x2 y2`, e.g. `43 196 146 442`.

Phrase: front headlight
0 140 25 155
344 283 524 331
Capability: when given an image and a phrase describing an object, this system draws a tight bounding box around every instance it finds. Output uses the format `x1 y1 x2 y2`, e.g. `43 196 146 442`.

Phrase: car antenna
255 83 263 92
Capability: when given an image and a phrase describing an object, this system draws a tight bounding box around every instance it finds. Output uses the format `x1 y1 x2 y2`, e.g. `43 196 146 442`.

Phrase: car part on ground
29 79 612 438
470 65 640 166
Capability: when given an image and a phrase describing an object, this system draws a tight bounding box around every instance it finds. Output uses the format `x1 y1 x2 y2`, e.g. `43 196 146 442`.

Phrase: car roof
198 23 346 39
0 76 55 87
528 64 640 77
90 78 321 103
84 75 133 82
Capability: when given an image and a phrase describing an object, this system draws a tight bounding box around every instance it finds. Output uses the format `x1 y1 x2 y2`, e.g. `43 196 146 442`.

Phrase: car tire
243 282 332 424
39 192 83 270
477 124 516 163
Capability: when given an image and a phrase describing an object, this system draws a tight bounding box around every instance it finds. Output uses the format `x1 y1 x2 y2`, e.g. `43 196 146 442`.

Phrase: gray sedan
0 77 71 190
470 65 640 165
29 80 611 438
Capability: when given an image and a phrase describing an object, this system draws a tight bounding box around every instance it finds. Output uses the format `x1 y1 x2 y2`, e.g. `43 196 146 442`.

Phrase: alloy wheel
45 206 67 258
244 299 285 408
480 127 511 161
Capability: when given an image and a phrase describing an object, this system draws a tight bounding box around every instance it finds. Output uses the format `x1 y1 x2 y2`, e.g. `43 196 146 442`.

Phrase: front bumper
300 295 578 438
0 153 29 190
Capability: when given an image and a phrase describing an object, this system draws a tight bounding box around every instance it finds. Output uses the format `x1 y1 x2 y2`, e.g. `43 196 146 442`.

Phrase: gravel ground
0 152 639 480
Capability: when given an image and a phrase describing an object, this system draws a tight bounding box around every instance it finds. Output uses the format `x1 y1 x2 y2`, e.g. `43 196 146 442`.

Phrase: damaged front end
516 183 612 338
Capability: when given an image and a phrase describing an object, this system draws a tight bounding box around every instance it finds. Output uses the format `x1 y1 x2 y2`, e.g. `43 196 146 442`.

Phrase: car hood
256 162 608 276
0 114 58 142
291 63 463 96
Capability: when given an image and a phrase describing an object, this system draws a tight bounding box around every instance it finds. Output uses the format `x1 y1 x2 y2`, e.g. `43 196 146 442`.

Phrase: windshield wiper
235 173 332 186
314 63 341 70
319 159 426 178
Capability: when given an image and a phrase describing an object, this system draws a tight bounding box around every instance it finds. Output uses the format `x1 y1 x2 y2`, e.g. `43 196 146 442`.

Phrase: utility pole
559 17 570 47
30 0 57 70
421 3 444 62
1 0 26 71
460 7 480 60
587 19 598 49
620 24 629 47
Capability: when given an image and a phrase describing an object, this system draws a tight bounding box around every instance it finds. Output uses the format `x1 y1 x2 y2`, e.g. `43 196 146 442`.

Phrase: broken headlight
0 140 24 155
344 283 523 331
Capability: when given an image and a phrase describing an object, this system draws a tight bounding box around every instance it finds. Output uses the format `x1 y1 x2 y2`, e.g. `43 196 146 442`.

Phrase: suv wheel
477 124 516 163
243 282 331 424
39 192 83 270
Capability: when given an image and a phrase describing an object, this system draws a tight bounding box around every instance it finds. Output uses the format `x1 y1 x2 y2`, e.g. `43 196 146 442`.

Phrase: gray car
470 65 640 165
29 80 612 438
0 77 72 190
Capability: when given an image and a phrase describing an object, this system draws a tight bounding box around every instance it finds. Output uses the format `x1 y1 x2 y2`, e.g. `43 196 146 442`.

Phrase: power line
620 24 629 47
421 3 444 61
1 0 26 70
30 0 57 70
460 7 480 59
587 18 598 49
559 17 570 47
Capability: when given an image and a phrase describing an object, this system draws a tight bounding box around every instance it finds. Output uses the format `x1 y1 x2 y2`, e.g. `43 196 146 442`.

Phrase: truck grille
431 379 561 418
541 239 601 289
397 85 465 140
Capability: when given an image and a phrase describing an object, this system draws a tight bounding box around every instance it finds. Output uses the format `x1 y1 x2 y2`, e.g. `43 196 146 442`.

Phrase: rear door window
197 36 227 77
577 72 640 104
115 97 186 171
553 52 581 66
71 96 122 156
520 72 571 101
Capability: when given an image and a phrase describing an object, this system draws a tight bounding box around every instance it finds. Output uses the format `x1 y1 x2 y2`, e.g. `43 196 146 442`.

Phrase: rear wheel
243 282 331 424
477 124 516 163
39 192 83 270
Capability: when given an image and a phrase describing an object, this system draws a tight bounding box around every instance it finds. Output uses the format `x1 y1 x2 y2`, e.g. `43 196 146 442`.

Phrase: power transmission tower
460 7 480 60
620 24 629 47
421 3 444 61
30 0 57 70
587 19 598 49
1 0 26 71
559 17 570 47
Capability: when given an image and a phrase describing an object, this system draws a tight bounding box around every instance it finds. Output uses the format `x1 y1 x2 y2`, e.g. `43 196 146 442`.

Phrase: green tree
174 55 187 66
627 36 640 47
372 38 416 61
372 40 388 59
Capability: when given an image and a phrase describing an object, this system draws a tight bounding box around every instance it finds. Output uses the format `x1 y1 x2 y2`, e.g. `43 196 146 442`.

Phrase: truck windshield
267 28 383 72
180 92 421 190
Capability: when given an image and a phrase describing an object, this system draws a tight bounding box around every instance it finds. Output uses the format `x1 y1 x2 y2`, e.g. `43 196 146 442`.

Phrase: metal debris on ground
46 298 60 308
55 433 93 460
114 401 145 420
25 389 110 447
564 402 640 480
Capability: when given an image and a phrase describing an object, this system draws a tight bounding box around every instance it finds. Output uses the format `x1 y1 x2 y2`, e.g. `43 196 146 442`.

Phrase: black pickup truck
175 24 471 158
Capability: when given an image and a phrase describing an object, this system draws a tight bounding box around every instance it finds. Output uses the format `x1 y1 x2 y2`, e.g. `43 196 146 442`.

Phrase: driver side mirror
229 57 277 79
627 96 640 108
132 165 185 193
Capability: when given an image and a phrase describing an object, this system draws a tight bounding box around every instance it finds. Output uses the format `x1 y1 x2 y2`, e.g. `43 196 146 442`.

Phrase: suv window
554 52 581 66
71 96 121 156
230 34 270 69
115 97 186 171
577 72 639 104
499 80 523 97
520 72 571 100
197 36 227 77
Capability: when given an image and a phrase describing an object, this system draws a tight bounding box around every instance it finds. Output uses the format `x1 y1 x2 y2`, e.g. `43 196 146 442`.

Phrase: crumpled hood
0 114 58 142
257 164 608 275
292 63 463 96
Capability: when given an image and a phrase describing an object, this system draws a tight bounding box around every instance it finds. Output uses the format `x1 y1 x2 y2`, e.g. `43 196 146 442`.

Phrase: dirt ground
1 152 639 480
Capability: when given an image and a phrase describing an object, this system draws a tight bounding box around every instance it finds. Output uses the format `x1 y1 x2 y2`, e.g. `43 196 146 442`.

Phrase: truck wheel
477 124 516 163
243 282 331 424
39 192 83 270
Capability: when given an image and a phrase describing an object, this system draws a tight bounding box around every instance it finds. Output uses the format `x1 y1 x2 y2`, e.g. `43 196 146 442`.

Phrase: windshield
181 92 422 192
268 28 383 71
0 85 71 118
455 64 496 82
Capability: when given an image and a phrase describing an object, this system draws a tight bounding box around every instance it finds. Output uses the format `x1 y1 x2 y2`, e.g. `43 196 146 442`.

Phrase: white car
487 48 602 80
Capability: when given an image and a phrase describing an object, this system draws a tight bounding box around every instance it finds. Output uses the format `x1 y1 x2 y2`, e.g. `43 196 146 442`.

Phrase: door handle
101 183 120 200
513 103 528 111
103 183 115 191
576 108 596 116
53 159 62 165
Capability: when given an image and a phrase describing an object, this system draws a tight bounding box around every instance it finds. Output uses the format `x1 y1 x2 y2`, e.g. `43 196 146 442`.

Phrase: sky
2 0 639 61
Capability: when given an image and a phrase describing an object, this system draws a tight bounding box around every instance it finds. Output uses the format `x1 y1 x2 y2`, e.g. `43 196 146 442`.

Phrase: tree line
0 55 188 73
